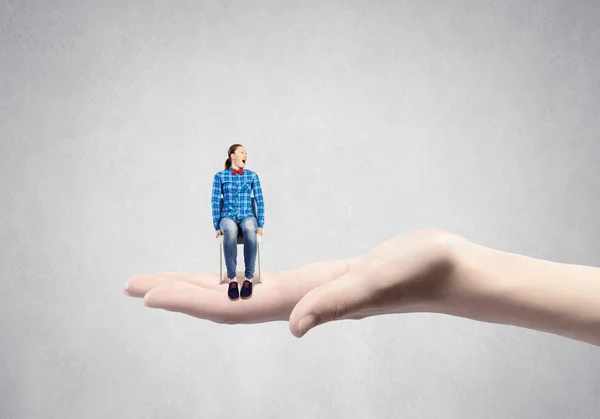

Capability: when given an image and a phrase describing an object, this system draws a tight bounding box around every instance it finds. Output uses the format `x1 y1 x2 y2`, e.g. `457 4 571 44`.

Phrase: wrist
438 235 600 346
427 234 509 319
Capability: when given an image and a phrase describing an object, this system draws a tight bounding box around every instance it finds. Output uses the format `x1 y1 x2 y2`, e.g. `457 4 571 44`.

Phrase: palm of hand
124 259 355 325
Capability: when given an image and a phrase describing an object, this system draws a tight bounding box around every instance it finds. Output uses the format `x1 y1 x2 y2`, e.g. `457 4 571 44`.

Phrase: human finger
288 266 378 337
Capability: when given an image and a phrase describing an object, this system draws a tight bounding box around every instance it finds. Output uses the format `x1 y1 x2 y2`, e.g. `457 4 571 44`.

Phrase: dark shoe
228 281 239 300
240 280 253 299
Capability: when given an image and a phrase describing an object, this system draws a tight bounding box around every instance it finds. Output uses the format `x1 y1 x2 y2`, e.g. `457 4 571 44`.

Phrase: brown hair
224 144 243 170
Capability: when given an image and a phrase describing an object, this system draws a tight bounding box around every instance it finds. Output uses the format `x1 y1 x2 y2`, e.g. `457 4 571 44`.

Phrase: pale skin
215 146 263 238
124 229 600 347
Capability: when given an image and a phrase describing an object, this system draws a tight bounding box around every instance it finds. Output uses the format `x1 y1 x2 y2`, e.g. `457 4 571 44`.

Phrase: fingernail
298 314 317 337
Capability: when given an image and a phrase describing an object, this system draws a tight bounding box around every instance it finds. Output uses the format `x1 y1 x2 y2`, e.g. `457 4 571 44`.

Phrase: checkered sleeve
211 172 222 230
252 172 265 228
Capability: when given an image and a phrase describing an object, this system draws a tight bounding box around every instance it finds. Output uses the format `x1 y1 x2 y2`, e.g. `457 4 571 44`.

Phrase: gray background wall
2 0 599 418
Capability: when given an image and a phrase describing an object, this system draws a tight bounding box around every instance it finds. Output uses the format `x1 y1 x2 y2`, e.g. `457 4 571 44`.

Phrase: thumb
289 268 371 338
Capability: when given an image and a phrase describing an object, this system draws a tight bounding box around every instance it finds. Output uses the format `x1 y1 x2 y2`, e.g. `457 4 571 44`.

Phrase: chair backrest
219 197 258 219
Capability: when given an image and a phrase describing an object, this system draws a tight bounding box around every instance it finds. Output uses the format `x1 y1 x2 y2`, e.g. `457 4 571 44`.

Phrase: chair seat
219 197 259 245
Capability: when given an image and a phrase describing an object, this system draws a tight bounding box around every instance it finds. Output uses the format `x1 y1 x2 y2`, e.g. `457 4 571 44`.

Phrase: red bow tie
232 168 244 175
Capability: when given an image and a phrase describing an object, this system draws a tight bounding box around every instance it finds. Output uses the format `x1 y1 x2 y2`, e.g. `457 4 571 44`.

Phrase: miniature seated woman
211 144 265 301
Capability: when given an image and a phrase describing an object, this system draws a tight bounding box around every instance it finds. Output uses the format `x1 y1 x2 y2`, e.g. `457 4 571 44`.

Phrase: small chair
217 197 262 284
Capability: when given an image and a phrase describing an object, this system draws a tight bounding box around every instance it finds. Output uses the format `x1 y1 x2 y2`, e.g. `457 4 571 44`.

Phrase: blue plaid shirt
211 168 265 230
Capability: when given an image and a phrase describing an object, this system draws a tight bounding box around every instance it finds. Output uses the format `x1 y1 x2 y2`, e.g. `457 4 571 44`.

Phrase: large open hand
125 229 458 337
125 228 600 346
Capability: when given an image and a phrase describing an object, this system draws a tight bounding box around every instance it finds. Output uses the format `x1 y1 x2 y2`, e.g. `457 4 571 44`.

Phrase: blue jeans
220 216 258 279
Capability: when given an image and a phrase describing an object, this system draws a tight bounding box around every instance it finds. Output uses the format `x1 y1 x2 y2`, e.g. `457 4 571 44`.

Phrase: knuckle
333 301 348 320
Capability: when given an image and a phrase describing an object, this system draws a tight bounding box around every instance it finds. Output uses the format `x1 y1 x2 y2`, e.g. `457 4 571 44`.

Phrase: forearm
256 198 265 227
211 197 220 230
440 236 600 346
252 176 265 227
211 174 221 230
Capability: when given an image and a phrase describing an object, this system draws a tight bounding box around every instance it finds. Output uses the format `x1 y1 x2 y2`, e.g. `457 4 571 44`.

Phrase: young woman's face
231 147 247 168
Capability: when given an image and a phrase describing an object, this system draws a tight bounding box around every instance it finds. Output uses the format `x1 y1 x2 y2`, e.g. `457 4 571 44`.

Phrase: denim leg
220 217 238 279
240 216 258 279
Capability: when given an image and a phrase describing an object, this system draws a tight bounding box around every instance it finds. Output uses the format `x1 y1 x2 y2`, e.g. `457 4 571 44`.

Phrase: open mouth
242 159 246 164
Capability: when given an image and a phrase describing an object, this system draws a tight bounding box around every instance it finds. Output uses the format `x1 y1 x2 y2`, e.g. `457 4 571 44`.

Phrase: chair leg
219 240 223 285
220 236 260 284
257 241 262 284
